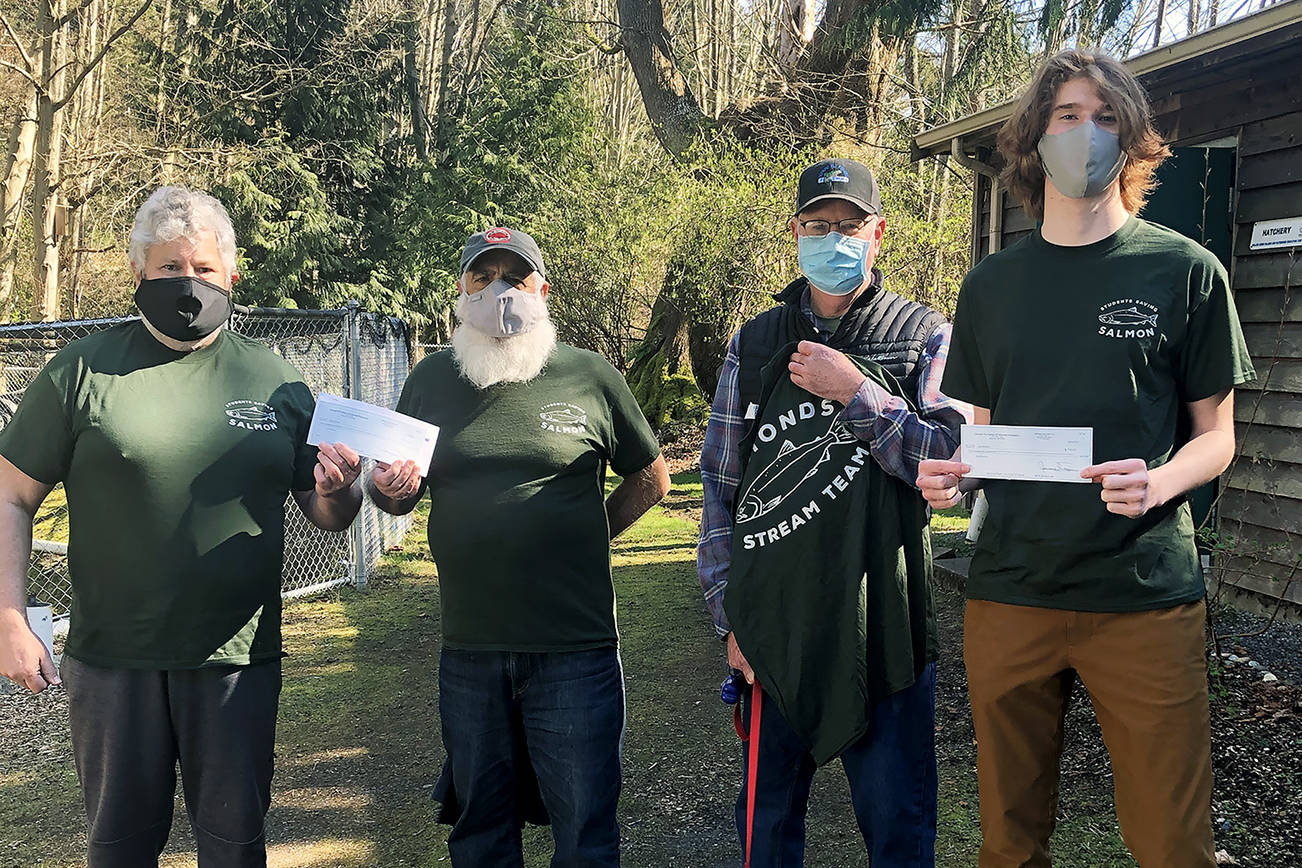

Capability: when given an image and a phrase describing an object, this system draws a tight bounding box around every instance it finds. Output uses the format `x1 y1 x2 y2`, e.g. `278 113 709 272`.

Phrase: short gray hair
128 186 238 275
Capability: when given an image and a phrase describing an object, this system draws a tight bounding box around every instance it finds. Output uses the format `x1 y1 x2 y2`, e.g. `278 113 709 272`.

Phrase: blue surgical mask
797 232 870 296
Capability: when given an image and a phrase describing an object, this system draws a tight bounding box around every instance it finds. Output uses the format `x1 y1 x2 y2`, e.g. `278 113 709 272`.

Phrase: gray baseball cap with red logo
459 226 547 280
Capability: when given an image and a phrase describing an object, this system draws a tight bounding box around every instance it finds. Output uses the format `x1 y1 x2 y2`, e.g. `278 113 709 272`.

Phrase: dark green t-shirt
0 323 317 668
396 344 661 651
942 217 1255 612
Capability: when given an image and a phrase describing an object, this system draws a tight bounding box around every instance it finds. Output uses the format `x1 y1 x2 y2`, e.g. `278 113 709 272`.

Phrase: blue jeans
438 646 625 868
736 663 938 868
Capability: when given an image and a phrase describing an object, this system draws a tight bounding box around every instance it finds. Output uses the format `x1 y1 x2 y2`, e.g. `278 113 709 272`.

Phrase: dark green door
1140 146 1236 545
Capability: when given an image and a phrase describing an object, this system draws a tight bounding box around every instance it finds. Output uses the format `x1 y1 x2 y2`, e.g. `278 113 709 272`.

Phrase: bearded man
369 227 669 867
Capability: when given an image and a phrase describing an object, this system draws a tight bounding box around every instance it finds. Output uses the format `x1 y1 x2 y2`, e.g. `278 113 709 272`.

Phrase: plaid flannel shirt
697 292 972 637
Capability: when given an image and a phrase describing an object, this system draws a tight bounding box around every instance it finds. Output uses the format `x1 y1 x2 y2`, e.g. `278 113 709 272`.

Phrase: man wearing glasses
697 159 969 866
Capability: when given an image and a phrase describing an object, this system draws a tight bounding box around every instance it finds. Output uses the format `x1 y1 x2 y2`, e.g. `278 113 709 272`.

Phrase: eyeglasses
797 217 874 238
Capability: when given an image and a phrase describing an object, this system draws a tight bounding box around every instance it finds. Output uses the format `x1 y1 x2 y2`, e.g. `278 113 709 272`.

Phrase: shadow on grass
4 471 1146 867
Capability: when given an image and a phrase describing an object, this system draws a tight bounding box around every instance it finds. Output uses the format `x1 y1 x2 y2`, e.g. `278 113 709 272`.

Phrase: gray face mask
460 278 546 337
1037 120 1127 199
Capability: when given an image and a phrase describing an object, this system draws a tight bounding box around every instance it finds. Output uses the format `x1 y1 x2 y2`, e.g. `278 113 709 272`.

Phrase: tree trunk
623 285 692 428
453 0 483 120
420 0 440 120
404 0 429 160
0 86 38 317
928 159 952 307
616 0 710 156
153 0 175 140
778 0 816 70
29 0 152 320
31 0 66 322
169 0 198 179
432 0 457 155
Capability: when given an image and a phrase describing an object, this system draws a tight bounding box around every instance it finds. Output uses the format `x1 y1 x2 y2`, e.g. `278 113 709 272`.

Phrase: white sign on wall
1249 216 1302 251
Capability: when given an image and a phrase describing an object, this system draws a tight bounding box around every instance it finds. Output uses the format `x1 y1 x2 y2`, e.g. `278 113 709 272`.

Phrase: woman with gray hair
128 186 239 350
0 186 364 866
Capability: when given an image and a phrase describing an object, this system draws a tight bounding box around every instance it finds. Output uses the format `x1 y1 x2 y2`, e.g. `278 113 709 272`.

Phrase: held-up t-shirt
0 323 318 667
396 344 661 651
942 217 1255 612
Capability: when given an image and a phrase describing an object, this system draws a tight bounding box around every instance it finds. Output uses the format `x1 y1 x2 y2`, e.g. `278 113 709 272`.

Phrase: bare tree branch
0 58 42 91
54 0 101 30
53 0 155 112
0 12 36 72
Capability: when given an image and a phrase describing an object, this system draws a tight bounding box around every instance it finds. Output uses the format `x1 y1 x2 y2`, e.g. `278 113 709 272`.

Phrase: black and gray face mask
134 276 232 343
1037 120 1128 199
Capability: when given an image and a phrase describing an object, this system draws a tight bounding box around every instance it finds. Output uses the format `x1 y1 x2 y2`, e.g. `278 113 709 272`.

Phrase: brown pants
964 599 1215 868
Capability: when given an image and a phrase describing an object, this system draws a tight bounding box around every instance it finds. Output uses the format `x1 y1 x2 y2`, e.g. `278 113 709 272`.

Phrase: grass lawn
4 471 1154 866
32 484 69 544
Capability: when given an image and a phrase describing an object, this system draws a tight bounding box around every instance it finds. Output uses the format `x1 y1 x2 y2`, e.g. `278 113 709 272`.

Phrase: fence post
346 300 368 590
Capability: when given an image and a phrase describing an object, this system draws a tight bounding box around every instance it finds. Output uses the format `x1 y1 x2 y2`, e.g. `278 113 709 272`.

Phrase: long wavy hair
997 50 1171 220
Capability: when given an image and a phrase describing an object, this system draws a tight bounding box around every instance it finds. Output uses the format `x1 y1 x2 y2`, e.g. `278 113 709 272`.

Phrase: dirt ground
2 474 1300 867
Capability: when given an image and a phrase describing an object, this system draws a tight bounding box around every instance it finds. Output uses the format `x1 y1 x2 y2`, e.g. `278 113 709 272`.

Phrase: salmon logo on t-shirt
225 400 279 431
540 402 587 435
1097 299 1159 340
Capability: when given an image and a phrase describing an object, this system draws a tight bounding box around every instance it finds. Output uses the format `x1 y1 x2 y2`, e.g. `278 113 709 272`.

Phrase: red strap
743 682 762 868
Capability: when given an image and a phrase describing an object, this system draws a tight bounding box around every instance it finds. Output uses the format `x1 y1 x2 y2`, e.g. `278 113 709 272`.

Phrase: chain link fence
0 303 413 620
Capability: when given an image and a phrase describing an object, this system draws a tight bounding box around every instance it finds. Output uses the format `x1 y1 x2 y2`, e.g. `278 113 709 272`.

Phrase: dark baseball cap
459 227 547 280
794 159 881 217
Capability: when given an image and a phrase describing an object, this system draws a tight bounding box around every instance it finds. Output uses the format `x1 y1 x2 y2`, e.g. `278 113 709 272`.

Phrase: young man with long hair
917 51 1253 866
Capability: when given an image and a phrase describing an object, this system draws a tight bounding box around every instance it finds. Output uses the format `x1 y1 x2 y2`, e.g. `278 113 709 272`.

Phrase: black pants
61 656 282 868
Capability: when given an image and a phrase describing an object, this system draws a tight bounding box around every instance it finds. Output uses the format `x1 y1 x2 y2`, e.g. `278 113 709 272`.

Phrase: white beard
451 295 557 390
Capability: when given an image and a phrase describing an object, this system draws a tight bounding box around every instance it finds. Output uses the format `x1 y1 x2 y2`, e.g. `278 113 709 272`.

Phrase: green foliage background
0 0 1060 426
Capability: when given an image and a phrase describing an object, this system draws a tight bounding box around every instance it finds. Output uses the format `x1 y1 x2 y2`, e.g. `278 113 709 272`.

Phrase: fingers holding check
916 458 971 510
1081 458 1153 518
315 442 362 495
372 459 423 500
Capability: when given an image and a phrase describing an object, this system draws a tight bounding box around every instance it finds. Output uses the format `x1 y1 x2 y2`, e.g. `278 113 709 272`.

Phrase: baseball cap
459 227 547 280
794 159 882 217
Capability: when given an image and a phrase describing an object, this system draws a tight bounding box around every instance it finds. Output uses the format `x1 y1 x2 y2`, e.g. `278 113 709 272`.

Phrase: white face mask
459 278 547 338
1037 120 1127 199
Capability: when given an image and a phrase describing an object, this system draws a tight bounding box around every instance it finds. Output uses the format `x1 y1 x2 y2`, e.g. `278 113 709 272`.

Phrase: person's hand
315 442 361 497
0 610 59 694
917 459 972 509
372 459 423 501
788 341 867 405
726 632 754 684
1082 459 1155 518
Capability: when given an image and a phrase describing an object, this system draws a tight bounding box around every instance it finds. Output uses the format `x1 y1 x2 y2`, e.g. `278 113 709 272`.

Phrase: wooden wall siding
1234 391 1302 429
1154 51 1302 147
973 171 1034 260
1221 105 1302 609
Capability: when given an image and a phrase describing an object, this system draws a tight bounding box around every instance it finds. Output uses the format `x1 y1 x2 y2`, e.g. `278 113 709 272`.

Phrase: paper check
307 393 439 476
961 424 1093 484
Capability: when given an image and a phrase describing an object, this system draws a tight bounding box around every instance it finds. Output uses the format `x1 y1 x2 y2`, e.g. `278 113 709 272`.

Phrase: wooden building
913 1 1302 611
